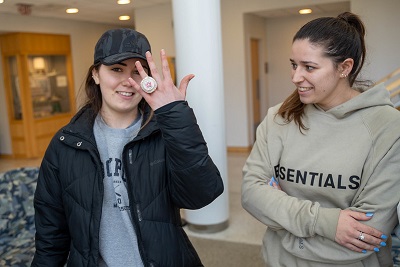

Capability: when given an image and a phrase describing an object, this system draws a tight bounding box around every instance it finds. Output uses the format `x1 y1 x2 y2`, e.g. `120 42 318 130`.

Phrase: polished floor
0 152 266 246
184 152 266 245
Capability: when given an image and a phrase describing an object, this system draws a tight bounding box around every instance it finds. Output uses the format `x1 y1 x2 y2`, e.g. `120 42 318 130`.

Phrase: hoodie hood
326 83 393 119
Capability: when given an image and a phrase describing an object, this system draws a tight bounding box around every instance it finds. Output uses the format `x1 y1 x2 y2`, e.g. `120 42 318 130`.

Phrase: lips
117 91 134 96
298 87 313 92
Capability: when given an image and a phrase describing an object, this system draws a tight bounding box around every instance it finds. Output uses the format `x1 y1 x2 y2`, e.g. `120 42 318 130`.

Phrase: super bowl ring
140 76 157 93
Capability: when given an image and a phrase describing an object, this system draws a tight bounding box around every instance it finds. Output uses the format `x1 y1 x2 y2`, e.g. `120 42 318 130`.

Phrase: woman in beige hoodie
242 12 400 267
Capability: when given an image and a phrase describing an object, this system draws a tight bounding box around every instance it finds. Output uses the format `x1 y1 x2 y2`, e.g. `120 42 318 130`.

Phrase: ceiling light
118 0 130 4
299 9 312 15
66 8 79 14
119 15 130 21
0 0 4 4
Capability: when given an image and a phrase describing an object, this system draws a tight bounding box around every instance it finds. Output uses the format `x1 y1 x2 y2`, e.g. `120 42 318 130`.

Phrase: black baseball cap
94 28 151 66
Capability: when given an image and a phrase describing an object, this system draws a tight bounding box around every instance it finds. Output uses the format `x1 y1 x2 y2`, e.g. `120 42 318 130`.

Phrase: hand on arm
335 210 387 253
268 178 387 253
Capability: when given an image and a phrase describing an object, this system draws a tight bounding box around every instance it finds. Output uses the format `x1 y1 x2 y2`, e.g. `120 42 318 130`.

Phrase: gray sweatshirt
94 115 144 267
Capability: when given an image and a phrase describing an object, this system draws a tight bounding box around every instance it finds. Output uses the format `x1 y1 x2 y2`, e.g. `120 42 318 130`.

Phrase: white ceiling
0 0 349 27
0 0 171 26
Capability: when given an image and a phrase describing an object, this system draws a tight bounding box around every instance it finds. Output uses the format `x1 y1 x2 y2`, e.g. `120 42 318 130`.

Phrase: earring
340 73 348 78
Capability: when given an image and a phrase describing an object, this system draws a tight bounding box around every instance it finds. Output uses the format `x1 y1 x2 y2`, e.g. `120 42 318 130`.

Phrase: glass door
7 56 23 120
28 55 71 119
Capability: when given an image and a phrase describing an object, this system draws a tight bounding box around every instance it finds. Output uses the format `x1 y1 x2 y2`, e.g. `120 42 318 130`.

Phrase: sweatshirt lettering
275 165 360 190
106 158 123 177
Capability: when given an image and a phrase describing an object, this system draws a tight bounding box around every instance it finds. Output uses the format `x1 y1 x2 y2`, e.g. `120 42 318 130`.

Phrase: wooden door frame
250 38 261 143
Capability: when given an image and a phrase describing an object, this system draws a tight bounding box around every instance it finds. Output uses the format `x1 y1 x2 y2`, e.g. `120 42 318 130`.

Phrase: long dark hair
277 12 368 132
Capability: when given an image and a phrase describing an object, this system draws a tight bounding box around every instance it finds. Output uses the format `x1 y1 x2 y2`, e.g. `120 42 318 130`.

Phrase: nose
121 78 133 87
291 68 305 84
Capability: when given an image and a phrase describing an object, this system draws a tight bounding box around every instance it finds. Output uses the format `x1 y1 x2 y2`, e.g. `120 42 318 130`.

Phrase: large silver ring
358 231 365 241
140 76 157 94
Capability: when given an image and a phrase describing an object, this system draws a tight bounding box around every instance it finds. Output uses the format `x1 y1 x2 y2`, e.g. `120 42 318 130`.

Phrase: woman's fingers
361 223 386 239
129 49 194 110
347 210 373 222
178 74 195 98
160 49 173 83
145 51 161 80
335 210 387 253
134 58 149 79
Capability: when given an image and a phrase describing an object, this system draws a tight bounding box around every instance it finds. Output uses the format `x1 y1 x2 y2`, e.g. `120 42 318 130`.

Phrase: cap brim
101 52 146 66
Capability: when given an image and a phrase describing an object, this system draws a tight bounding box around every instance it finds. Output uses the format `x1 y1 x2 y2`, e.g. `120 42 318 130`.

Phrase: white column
172 0 229 232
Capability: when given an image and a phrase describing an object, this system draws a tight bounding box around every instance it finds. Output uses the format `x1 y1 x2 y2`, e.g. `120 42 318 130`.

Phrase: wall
133 3 175 70
243 14 268 143
351 0 400 81
0 13 124 155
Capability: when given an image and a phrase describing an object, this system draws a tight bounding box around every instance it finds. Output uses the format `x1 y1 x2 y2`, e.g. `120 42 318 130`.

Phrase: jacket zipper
123 141 149 266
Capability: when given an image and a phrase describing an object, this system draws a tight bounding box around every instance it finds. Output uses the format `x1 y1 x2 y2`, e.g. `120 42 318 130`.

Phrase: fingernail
374 247 379 252
381 234 388 239
362 250 367 254
365 212 374 217
380 242 386 247
269 177 276 186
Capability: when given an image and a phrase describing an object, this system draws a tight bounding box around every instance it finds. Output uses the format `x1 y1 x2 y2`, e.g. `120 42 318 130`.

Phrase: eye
306 65 315 71
111 67 123 72
131 70 141 77
290 62 297 70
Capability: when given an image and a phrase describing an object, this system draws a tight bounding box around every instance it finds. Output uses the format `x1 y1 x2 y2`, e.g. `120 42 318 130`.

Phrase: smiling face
92 58 149 125
290 39 353 111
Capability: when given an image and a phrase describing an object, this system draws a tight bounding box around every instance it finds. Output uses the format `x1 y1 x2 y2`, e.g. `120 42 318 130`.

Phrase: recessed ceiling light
118 0 130 4
66 8 79 14
119 15 130 21
299 9 312 15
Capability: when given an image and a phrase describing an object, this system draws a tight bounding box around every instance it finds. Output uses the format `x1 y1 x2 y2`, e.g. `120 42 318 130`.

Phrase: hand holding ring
140 76 157 93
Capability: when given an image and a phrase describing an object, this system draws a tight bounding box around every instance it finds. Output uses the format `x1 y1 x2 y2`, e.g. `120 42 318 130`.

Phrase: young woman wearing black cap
32 28 224 267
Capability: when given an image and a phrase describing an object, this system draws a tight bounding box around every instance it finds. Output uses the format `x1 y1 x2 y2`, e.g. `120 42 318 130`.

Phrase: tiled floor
0 152 266 246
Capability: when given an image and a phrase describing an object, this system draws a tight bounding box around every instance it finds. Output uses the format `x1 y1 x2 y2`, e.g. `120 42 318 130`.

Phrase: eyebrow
116 62 149 72
290 59 318 65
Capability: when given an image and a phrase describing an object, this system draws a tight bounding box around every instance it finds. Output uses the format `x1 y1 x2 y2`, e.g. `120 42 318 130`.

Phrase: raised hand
128 49 195 110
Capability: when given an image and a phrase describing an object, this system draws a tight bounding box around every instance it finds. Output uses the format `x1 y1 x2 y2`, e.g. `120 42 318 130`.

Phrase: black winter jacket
32 101 224 267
